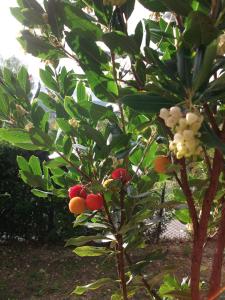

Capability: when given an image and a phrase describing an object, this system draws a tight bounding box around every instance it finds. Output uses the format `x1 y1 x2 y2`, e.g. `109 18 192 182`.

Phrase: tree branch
179 158 199 235
125 252 162 300
208 197 225 298
56 151 91 181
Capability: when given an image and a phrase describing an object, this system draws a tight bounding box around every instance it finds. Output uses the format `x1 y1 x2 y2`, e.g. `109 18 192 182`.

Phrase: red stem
179 158 199 235
208 198 225 298
116 234 128 300
191 149 223 300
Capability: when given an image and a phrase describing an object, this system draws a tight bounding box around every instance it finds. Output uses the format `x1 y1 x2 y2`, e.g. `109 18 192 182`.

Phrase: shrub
0 143 85 242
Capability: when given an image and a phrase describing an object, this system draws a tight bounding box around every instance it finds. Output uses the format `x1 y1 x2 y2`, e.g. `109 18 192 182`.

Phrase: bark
190 149 223 300
208 198 225 298
116 234 128 300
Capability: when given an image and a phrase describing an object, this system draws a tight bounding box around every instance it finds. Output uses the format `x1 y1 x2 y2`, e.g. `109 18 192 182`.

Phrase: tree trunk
208 199 225 298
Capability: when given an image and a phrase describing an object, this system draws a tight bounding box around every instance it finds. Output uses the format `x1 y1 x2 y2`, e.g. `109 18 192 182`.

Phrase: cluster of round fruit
159 106 203 159
68 185 103 215
68 168 130 215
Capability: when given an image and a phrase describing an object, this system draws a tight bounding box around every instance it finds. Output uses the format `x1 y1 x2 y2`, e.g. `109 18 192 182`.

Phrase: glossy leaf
183 11 218 47
29 155 42 176
121 93 178 113
73 278 113 295
73 246 112 257
31 189 51 198
103 31 139 55
138 0 167 12
161 0 192 16
65 235 112 247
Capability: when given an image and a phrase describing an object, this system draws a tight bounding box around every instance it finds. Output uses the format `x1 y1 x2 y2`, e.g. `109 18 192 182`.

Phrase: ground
0 239 225 300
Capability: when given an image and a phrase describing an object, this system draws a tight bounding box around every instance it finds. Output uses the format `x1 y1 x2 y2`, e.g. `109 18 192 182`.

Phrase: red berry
85 194 104 211
68 185 87 199
111 168 131 183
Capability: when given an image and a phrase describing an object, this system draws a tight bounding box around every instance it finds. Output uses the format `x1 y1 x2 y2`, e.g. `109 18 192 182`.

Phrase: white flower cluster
159 107 203 159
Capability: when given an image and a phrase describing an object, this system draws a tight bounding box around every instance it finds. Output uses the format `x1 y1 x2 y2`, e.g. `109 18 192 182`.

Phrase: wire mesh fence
162 219 189 240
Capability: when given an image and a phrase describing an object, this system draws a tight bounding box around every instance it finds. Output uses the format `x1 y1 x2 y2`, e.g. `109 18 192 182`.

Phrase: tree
0 0 224 299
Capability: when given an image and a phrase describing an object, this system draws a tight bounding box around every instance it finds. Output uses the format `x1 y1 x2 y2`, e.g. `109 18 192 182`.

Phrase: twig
208 284 225 300
179 158 199 235
56 151 91 181
102 195 116 233
202 146 212 176
204 103 220 136
125 252 162 300
208 197 225 298
132 132 157 179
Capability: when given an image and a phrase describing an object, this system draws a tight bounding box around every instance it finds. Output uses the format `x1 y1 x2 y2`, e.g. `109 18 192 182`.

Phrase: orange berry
69 197 86 214
154 155 170 174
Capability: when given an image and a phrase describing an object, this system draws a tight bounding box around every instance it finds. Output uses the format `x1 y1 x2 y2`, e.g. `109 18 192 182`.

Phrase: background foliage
0 142 84 242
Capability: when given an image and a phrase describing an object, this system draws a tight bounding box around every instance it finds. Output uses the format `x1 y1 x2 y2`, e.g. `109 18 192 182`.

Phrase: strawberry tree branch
56 151 92 182
208 197 225 298
179 158 199 235
202 146 212 176
208 284 225 300
116 234 128 300
125 252 162 300
191 148 223 300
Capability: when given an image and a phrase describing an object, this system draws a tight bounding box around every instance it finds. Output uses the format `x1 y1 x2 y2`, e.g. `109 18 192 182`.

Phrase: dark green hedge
0 143 84 242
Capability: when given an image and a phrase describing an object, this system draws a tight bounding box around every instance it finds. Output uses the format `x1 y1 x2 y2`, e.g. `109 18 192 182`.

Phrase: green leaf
200 122 225 154
134 21 144 48
82 124 106 147
64 3 102 40
17 66 31 95
19 0 45 13
56 118 73 134
193 40 218 91
161 0 192 16
66 31 118 101
183 11 218 47
138 0 167 12
142 141 158 168
111 294 122 300
45 0 64 40
174 209 191 224
119 210 154 234
37 92 55 110
10 7 44 27
165 290 191 299
62 135 72 156
73 246 112 257
121 93 178 113
29 155 42 176
40 68 58 92
20 170 45 188
31 189 52 198
46 156 69 168
65 235 112 247
18 30 64 60
64 96 76 118
103 31 139 55
0 91 10 118
0 128 30 143
76 81 88 103
29 128 53 149
159 274 180 297
17 156 31 172
73 278 113 295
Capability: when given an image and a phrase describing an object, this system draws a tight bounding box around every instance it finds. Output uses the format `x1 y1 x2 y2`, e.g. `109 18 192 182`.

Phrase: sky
0 1 149 77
